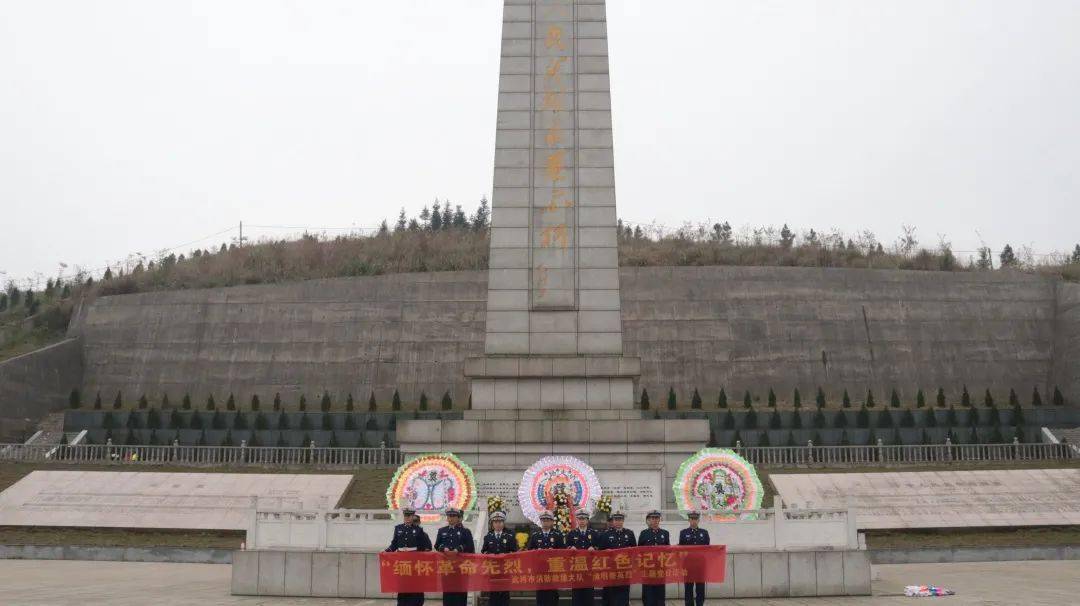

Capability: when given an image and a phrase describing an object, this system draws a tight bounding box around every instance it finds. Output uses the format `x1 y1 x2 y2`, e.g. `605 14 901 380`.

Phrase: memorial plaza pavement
0 559 1077 605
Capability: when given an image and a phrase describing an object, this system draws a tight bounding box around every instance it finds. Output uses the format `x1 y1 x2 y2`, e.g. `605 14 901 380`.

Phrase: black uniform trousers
608 585 630 606
487 592 511 606
683 583 705 606
444 594 467 606
601 586 612 606
642 584 665 606
536 589 559 606
570 587 593 606
397 594 424 606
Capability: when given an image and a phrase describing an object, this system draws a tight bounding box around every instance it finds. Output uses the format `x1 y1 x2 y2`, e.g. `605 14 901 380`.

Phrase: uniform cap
646 510 662 519
490 511 507 521
446 508 462 517
687 511 701 519
402 507 416 516
539 511 555 521
575 510 591 519
611 512 625 520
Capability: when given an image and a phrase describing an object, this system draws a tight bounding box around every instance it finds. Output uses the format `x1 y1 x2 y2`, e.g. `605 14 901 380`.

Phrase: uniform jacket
435 524 475 553
526 529 565 550
386 523 432 552
678 527 710 546
602 528 636 550
565 527 598 550
637 527 670 547
482 530 518 554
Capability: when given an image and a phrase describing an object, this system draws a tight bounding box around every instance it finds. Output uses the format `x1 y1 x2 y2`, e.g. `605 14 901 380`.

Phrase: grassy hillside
4 216 1077 362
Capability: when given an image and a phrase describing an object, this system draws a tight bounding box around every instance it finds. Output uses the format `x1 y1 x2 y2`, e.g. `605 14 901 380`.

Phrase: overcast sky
2 0 1078 285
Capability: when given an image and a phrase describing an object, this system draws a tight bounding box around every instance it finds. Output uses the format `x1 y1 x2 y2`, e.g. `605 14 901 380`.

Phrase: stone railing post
945 437 953 462
806 440 814 465
876 438 884 466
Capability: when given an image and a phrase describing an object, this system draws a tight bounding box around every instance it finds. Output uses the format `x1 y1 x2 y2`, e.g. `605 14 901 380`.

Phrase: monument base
466 355 641 411
397 411 709 509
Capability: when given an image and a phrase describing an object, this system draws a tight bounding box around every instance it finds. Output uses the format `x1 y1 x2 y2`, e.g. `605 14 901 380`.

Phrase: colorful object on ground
672 448 763 521
380 545 728 593
517 456 603 529
386 453 476 521
904 585 955 597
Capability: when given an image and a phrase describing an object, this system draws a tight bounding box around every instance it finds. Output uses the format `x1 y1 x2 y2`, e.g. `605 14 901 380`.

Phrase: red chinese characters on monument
380 545 727 593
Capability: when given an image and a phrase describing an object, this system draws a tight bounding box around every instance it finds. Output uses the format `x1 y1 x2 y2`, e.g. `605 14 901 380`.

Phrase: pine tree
251 395 261 411
842 390 852 408
395 208 408 232
113 391 123 410
441 392 453 411
442 202 453 230
744 407 758 429
419 392 429 411
472 196 490 230
717 388 727 409
322 413 333 431
667 387 677 410
278 411 289 430
392 390 402 411
816 387 826 409
640 388 651 410
856 406 869 428
1054 387 1066 407
743 391 752 409
68 389 81 409
945 406 958 426
321 391 332 412
93 392 103 410
227 394 236 411
138 395 148 410
961 386 972 407
983 389 994 408
721 410 735 430
1032 386 1043 407
916 389 926 408
299 395 307 412
999 244 1017 267
1009 389 1020 407
182 394 191 410
767 389 777 408
839 430 850 446
691 389 702 409
1073 244 1080 264
833 410 848 429
759 432 771 447
890 389 901 408
793 388 802 409
1012 401 1025 426
813 409 826 429
430 200 443 231
161 394 171 409
937 387 947 408
792 410 803 429
369 392 378 412
769 410 782 429
273 393 282 411
900 409 915 428
924 408 937 428
866 390 876 408
346 393 355 412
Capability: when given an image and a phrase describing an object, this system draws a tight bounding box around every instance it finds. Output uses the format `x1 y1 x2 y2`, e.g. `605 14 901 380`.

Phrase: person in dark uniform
526 511 564 606
385 507 432 606
678 512 710 606
603 512 635 606
565 510 597 606
482 510 517 606
598 515 612 606
637 511 670 606
434 508 475 606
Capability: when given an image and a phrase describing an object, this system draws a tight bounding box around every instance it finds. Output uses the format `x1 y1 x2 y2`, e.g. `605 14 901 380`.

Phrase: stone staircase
23 411 66 445
1048 427 1080 444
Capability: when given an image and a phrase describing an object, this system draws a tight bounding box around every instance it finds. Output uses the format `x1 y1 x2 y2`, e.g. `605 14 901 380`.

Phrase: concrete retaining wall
0 544 232 564
72 267 1064 409
230 549 871 599
870 545 1080 564
0 338 83 442
1054 282 1080 405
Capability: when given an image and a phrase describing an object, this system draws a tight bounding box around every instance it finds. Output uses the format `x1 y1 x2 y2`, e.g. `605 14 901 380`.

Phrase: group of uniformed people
387 507 712 606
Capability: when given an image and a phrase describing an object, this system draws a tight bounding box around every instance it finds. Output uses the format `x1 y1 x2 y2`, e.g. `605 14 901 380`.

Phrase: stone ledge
465 355 641 378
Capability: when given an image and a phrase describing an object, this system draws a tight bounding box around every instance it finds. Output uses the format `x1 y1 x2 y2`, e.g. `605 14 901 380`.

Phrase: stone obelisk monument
399 0 707 508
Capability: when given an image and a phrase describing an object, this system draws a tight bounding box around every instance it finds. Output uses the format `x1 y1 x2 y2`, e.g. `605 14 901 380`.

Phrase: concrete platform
0 471 353 530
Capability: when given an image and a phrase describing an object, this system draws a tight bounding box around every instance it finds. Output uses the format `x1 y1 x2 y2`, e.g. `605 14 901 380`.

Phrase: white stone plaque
772 469 1080 530
476 467 661 523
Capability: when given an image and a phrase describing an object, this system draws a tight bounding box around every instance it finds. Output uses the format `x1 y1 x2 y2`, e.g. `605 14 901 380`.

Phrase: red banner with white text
379 545 727 593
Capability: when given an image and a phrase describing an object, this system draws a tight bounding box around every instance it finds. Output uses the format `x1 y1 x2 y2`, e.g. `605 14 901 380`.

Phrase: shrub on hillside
717 388 727 409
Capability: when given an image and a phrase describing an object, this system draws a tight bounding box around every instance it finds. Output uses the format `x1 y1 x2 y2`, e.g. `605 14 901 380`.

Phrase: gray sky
2 0 1078 285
